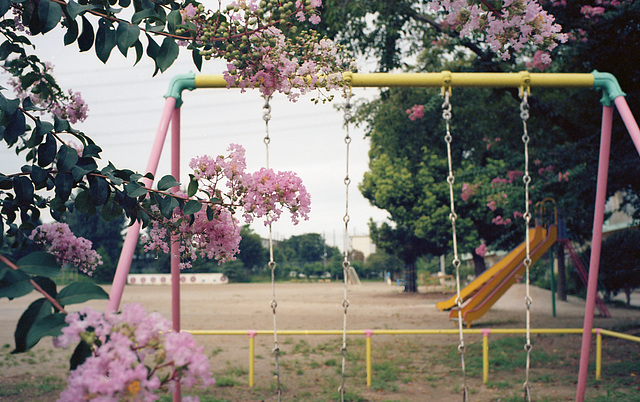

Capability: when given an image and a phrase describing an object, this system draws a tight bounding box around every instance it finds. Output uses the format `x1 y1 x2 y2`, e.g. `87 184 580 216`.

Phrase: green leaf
31 165 49 187
66 0 96 19
166 9 181 33
78 15 94 52
31 276 57 299
88 175 109 206
63 17 79 45
38 0 63 33
157 174 179 191
183 199 202 215
124 181 147 198
56 144 79 172
119 0 131 7
13 175 34 206
82 144 102 158
17 252 60 277
101 196 122 221
133 39 143 65
0 269 32 299
26 312 66 350
187 175 198 197
5 110 25 146
22 97 41 112
0 93 20 115
131 8 160 25
95 18 116 63
74 189 96 215
70 340 92 370
159 194 179 219
156 37 178 72
54 172 73 202
35 120 54 137
116 22 139 56
13 298 52 353
206 205 214 221
0 0 10 18
53 115 70 132
57 282 109 305
37 133 57 167
192 46 202 71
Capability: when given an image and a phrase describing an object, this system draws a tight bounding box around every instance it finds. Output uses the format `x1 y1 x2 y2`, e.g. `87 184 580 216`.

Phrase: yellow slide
436 226 545 311
449 225 558 327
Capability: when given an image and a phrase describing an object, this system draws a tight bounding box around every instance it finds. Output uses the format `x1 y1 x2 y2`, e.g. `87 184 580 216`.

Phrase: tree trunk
556 243 567 301
404 262 418 293
472 251 487 277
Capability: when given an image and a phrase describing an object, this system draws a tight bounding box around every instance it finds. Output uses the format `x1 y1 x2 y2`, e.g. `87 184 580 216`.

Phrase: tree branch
0 253 67 314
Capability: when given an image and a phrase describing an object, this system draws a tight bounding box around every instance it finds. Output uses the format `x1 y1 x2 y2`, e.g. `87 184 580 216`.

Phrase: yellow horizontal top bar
185 328 609 337
194 72 595 89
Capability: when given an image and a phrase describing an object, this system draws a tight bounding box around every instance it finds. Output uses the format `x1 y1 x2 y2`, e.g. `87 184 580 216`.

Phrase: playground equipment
105 71 640 401
438 225 558 327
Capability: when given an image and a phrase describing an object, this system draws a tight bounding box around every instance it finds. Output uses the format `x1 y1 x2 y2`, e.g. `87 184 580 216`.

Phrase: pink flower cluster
492 215 512 225
526 50 552 71
475 243 488 257
483 136 501 150
427 0 568 65
5 63 89 123
142 144 310 269
223 28 355 101
406 104 425 121
181 0 354 101
54 304 214 401
460 182 479 201
29 222 102 275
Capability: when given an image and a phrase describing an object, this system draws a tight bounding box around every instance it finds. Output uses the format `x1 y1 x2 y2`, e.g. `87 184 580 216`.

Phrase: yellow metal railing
186 327 640 387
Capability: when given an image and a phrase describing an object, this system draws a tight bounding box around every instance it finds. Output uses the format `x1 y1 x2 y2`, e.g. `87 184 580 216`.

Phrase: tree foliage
599 229 640 307
317 1 640 292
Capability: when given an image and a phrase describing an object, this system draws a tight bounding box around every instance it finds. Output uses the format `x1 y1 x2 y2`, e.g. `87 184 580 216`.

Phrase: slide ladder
558 239 611 318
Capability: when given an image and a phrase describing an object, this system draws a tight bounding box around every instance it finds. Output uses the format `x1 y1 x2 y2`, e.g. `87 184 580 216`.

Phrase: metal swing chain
442 89 469 401
263 95 282 400
520 90 533 402
339 89 353 402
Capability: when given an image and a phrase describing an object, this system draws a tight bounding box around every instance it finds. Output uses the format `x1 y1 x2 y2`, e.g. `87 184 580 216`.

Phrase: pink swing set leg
576 97 640 401
107 97 180 313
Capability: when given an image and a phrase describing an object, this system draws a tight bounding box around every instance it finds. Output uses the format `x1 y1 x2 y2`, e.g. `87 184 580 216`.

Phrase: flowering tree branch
0 253 67 313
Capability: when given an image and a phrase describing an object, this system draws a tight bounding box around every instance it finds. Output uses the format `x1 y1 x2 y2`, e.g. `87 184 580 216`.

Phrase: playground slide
449 225 558 327
436 226 546 311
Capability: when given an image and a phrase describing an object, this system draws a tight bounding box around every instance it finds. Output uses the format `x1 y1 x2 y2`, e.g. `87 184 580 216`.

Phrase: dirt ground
2 282 640 401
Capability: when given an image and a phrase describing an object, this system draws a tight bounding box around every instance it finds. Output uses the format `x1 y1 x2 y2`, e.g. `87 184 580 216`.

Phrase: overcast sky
0 21 390 249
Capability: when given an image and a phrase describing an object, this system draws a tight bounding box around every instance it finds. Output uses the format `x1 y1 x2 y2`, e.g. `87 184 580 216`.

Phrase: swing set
105 71 640 401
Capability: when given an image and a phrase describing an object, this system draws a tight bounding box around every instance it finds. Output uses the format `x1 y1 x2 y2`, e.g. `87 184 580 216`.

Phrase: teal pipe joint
164 73 197 108
592 71 626 107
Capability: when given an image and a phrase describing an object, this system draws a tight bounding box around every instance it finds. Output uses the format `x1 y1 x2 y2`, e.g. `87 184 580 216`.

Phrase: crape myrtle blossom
29 222 102 275
179 0 355 101
54 304 214 401
406 104 425 121
4 63 89 123
142 144 310 269
427 0 568 65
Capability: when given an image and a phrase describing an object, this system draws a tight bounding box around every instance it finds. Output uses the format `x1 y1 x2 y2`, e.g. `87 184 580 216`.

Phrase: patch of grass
324 358 338 367
370 361 400 392
0 376 65 397
215 376 240 387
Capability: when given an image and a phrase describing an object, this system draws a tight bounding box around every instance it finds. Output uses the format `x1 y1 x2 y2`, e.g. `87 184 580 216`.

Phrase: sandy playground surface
2 281 639 401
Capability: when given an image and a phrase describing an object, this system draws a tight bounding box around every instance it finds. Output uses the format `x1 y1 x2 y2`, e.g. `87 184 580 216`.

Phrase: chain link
262 95 282 401
442 89 469 401
520 90 533 402
339 89 353 402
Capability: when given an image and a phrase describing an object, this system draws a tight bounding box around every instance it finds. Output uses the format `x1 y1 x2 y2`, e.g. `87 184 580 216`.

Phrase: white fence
127 273 228 285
